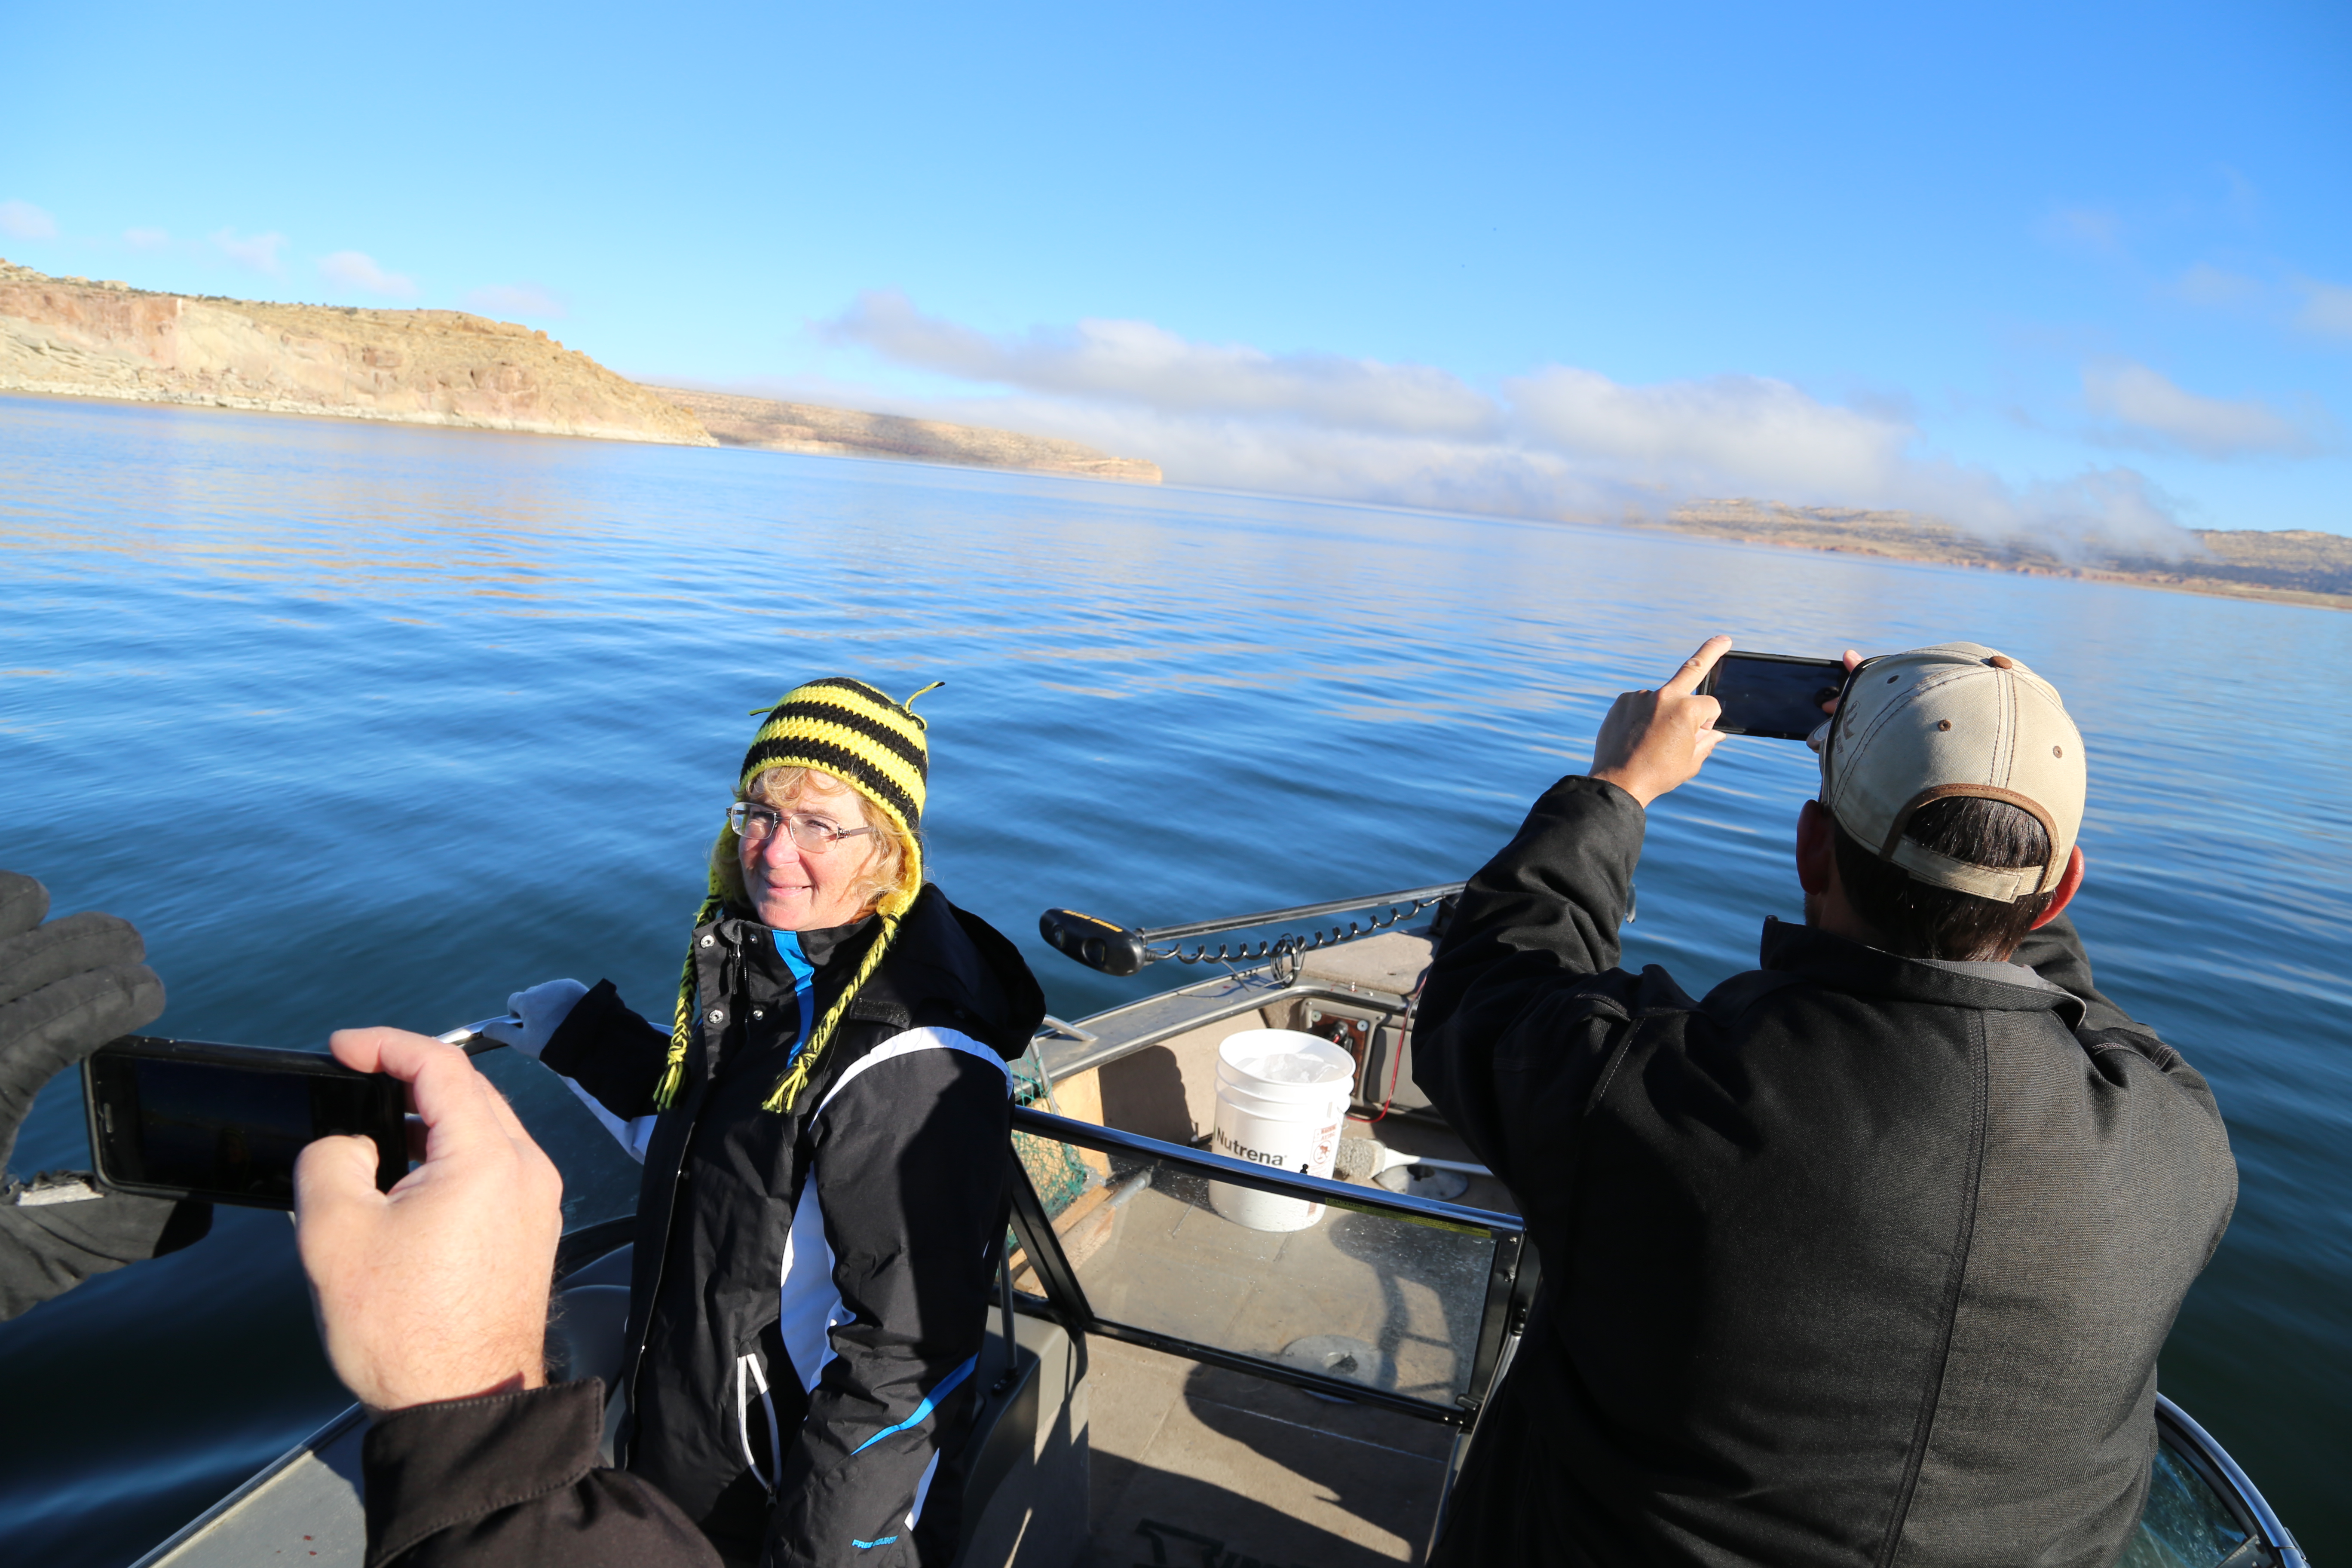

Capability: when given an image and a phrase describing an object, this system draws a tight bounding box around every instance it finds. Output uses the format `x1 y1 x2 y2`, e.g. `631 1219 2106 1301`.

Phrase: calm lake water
1 392 2345 1564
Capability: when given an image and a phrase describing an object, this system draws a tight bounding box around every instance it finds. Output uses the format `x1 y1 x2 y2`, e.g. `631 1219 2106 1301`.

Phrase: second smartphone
83 1036 407 1211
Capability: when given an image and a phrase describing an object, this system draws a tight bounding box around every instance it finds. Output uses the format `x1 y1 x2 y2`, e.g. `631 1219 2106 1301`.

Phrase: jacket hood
843 883 1046 1059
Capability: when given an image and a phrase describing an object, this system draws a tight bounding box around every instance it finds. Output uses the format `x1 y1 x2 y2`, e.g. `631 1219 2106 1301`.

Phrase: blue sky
4 0 2347 538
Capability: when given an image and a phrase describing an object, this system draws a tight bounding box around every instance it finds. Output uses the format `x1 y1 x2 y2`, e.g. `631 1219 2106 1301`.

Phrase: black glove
0 871 212 1321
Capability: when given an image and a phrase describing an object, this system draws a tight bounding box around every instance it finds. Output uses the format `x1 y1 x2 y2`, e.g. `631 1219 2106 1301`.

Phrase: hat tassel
653 891 723 1113
762 911 901 1113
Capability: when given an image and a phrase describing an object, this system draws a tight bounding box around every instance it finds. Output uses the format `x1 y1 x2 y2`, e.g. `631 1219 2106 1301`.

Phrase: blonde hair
710 766 912 922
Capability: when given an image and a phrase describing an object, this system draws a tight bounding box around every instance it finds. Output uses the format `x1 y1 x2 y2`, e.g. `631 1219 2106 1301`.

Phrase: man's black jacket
1414 777 2236 1568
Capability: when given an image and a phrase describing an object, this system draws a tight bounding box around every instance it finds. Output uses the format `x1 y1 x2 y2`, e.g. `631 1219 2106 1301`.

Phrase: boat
130 887 2307 1568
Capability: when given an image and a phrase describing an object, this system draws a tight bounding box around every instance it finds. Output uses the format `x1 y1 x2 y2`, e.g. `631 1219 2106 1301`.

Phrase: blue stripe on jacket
848 1354 978 1456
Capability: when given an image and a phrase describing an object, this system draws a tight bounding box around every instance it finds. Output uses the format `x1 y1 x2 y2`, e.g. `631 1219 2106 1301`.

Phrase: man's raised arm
1413 637 1730 1178
1419 635 1729 1023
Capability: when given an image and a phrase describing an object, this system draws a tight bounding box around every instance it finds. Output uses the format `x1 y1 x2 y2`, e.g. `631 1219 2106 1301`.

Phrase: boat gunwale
1031 974 1425 1084
2153 1394 2308 1565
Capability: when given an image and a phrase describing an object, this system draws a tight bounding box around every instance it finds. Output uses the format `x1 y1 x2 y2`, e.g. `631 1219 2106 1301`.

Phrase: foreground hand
0 871 210 1321
1589 635 1733 807
295 1027 562 1412
0 871 167 1170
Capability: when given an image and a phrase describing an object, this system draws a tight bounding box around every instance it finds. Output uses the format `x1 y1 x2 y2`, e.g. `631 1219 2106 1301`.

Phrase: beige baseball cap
1816 642 2086 902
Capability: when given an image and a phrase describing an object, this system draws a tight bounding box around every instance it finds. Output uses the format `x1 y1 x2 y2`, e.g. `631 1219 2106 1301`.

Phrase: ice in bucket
1209 1029 1355 1232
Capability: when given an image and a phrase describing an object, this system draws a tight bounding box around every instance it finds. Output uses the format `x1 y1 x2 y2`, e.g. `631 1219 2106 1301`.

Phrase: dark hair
1833 796 2056 962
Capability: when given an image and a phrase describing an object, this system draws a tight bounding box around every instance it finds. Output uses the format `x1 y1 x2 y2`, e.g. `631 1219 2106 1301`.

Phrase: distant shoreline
4 258 2338 612
1651 501 2351 614
650 385 1160 483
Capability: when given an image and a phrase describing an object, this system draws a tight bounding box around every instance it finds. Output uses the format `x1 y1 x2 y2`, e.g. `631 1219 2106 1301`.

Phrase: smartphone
1699 652 1850 739
83 1036 407 1210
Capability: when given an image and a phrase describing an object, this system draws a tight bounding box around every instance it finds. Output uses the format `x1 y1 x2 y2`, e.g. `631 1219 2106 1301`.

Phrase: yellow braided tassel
653 890 723 1112
762 910 901 1113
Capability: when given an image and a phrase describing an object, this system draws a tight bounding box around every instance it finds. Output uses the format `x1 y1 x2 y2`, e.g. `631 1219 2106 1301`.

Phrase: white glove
475 978 590 1060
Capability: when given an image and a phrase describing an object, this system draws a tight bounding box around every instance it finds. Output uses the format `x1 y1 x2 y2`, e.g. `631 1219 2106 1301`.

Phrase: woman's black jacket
358 882 1044 1568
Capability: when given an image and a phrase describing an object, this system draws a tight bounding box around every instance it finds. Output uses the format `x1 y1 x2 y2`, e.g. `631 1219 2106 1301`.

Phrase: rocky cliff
658 386 1161 482
0 259 713 445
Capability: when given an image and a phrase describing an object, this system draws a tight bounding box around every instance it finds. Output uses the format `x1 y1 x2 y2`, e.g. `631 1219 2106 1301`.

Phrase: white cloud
1506 367 1910 497
0 199 58 241
465 282 567 320
2296 279 2352 342
123 227 171 250
2165 263 2263 310
318 250 418 300
211 227 288 275
2082 361 2328 458
824 290 1498 435
815 294 2205 556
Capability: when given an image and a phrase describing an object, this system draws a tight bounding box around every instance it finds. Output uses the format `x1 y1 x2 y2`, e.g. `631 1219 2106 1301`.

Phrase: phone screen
86 1041 405 1209
1702 653 1849 739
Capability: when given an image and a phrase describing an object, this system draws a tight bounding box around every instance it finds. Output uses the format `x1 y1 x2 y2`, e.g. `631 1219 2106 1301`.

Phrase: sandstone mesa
0 259 1159 481
0 258 712 445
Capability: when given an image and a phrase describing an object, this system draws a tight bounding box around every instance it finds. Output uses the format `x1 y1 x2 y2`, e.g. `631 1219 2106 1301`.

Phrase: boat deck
1085 1336 1451 1568
1069 1108 1513 1568
1026 932 1514 1566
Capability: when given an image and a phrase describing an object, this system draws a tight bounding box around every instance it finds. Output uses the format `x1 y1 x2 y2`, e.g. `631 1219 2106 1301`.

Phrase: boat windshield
1007 1106 1525 1423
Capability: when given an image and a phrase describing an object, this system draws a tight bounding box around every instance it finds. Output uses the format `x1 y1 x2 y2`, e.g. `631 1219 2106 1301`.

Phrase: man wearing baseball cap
1415 635 2236 1568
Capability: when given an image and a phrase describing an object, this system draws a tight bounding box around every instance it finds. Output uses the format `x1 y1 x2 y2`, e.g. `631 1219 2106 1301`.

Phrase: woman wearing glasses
481 677 1045 1568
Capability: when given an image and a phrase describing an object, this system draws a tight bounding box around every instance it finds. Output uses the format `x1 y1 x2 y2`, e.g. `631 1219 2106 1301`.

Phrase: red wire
1345 973 1424 1127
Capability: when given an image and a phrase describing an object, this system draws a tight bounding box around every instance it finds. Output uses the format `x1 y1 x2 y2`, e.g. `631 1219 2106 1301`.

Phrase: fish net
1009 1057 1096 1221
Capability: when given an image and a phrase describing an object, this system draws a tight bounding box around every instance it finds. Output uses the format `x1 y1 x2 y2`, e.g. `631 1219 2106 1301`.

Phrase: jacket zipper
620 934 727 1459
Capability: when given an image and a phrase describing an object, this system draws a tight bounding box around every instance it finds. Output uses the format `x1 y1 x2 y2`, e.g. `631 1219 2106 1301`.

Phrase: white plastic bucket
1209 1029 1354 1232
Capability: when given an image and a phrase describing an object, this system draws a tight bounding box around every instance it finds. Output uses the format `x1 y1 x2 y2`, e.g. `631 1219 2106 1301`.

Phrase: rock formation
0 258 713 445
658 386 1160 483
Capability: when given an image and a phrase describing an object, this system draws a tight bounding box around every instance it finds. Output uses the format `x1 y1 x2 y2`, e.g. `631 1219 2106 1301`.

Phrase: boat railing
1002 1103 1533 1427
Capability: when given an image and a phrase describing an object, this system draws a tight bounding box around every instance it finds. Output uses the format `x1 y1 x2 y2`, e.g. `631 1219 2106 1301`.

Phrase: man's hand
295 1027 563 1412
1589 635 1733 807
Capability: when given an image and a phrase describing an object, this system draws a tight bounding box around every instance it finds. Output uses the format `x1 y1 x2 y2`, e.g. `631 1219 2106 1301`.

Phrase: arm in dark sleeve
2010 913 2162 1044
1413 777 1651 1181
2015 912 2232 1163
0 1183 209 1321
2016 913 2212 1077
768 1045 1011 1568
363 1380 720 1568
538 980 673 1122
2013 916 2237 1271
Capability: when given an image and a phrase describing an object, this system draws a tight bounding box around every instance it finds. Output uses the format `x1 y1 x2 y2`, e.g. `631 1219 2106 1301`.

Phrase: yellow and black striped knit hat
654 677 943 1114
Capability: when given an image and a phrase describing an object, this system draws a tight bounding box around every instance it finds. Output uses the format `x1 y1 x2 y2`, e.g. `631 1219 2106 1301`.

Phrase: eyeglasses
725 802 877 853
